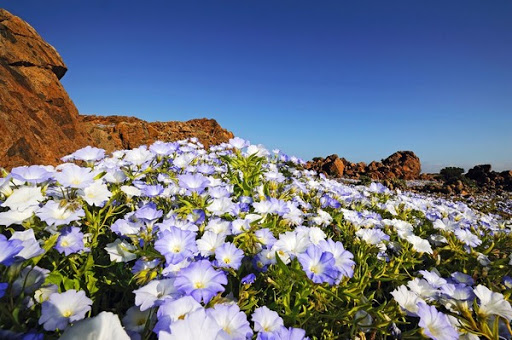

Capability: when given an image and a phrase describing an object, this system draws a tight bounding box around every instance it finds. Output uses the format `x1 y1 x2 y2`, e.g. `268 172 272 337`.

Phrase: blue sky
4 1 511 172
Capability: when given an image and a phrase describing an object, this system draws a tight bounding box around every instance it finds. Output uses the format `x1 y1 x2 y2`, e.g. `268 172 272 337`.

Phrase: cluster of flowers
0 137 511 339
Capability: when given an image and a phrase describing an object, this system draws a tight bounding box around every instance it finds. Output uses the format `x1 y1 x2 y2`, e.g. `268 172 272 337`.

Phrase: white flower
408 278 438 301
312 209 333 226
308 227 327 245
474 285 512 321
0 208 35 227
406 235 433 254
81 181 112 207
59 312 130 340
1 186 43 211
133 279 179 311
196 231 226 257
391 285 424 316
165 308 221 340
122 306 152 333
252 306 283 333
207 197 235 216
121 185 141 198
105 239 137 262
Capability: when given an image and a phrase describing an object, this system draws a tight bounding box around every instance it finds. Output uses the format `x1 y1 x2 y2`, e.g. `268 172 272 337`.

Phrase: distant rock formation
81 115 234 154
0 9 233 170
466 164 512 191
306 151 422 180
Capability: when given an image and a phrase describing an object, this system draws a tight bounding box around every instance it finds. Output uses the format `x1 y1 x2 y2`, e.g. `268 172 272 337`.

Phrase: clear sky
4 0 512 173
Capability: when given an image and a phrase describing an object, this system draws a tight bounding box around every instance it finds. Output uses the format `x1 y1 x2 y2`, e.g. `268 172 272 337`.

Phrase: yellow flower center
172 246 181 253
61 240 69 247
223 257 231 264
194 281 205 289
310 265 319 274
62 310 73 318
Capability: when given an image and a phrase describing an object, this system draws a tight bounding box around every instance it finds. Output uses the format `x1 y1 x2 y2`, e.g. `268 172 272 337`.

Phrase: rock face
0 9 233 170
0 8 90 169
306 151 422 180
81 115 234 154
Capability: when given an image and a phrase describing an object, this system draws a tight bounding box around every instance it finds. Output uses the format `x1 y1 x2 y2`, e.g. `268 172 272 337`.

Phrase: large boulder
0 8 90 169
305 154 344 177
381 151 421 180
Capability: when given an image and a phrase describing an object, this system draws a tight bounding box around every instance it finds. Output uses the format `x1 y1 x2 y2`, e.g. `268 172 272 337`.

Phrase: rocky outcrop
0 8 91 169
308 155 345 178
81 115 234 154
466 164 512 191
0 9 234 170
306 151 422 180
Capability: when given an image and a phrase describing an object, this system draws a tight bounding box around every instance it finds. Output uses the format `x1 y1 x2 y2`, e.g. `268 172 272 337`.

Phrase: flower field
1 137 511 339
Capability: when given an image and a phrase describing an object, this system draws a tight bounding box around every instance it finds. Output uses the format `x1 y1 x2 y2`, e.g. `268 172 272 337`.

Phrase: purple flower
174 260 227 304
215 242 244 270
298 245 340 285
0 235 23 266
55 227 85 256
178 173 210 194
241 273 256 285
154 227 198 265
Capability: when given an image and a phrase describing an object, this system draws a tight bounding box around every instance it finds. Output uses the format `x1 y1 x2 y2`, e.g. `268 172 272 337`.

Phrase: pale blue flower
206 303 253 339
154 227 198 265
10 229 44 260
39 289 92 331
178 173 210 193
10 165 52 184
54 164 95 189
55 227 85 256
252 306 284 334
416 302 459 340
215 242 244 270
133 279 180 311
166 308 221 340
36 200 85 227
154 296 202 335
298 245 340 285
66 146 105 162
318 239 355 281
174 260 228 304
